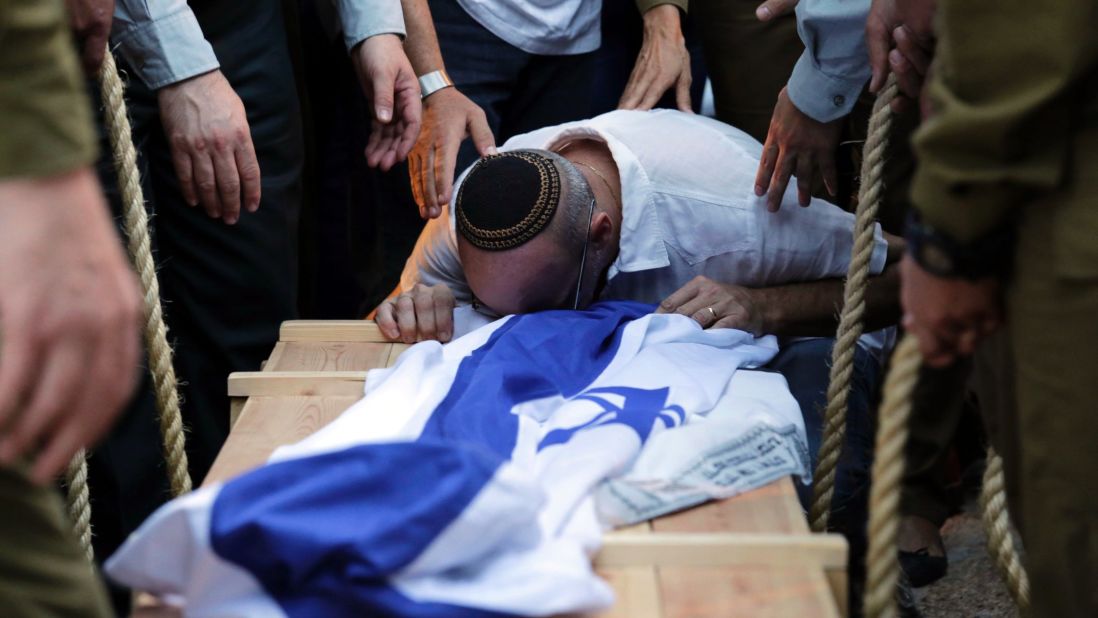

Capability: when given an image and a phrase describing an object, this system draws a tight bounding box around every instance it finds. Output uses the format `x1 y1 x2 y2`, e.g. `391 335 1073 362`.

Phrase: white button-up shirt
400 109 891 355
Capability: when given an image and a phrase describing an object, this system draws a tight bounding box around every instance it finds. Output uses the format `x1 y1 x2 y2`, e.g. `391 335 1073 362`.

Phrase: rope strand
97 51 192 497
810 77 899 532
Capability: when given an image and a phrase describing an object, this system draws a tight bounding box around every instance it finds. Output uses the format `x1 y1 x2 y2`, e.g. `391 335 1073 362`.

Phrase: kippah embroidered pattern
456 151 561 251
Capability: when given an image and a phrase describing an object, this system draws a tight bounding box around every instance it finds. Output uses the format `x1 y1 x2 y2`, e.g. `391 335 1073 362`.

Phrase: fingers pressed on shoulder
755 141 779 196
767 151 795 212
795 155 814 207
394 295 418 344
675 70 693 112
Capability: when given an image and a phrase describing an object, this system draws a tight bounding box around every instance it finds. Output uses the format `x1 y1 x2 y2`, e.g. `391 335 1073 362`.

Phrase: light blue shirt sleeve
333 0 406 51
786 0 871 123
111 0 219 90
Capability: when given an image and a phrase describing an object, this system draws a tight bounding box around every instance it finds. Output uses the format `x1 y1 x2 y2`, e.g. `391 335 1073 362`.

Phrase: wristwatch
905 211 1014 280
418 69 454 100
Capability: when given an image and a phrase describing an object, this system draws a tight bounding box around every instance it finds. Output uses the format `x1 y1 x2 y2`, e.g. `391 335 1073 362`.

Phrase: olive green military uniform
912 0 1098 613
0 0 113 615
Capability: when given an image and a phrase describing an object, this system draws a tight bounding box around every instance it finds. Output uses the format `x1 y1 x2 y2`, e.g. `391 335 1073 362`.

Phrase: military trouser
991 167 1098 615
0 466 111 617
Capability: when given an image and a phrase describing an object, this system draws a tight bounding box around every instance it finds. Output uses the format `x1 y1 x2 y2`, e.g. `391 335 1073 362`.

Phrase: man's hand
158 70 261 225
656 276 764 335
355 34 423 172
65 0 114 75
409 88 496 219
866 0 936 110
375 283 456 343
0 169 142 483
900 254 1002 368
754 87 841 211
754 0 798 21
619 4 692 112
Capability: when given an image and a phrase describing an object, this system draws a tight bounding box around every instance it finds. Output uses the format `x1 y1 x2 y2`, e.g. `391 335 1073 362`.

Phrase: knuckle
197 180 217 193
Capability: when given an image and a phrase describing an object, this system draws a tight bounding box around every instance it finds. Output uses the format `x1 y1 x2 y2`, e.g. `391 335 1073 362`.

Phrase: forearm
757 263 902 336
400 0 445 74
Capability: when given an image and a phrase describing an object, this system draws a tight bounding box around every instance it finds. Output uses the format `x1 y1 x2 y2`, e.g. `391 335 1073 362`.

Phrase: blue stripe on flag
210 443 504 605
418 301 653 458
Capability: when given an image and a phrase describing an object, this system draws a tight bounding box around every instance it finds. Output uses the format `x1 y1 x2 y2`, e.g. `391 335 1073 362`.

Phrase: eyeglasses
571 197 596 311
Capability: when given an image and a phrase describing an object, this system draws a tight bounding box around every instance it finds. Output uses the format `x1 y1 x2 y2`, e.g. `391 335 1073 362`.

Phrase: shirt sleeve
399 205 474 304
752 194 888 284
634 0 688 14
910 0 1097 243
0 0 97 178
332 0 406 51
786 0 871 123
111 0 219 90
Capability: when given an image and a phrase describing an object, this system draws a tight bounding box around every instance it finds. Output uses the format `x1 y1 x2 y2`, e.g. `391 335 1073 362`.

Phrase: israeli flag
106 302 809 617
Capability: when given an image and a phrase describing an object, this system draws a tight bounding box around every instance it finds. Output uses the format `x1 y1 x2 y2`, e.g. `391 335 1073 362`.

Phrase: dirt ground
912 496 1018 618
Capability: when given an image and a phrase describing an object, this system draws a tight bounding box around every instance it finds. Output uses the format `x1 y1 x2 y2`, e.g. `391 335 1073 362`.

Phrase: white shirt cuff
335 0 407 51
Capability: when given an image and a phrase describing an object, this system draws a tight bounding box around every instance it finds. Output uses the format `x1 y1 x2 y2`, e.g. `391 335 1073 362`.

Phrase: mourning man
375 111 902 605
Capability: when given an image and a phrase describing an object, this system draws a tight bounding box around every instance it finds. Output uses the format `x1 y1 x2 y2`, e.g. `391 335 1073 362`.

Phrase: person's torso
454 0 602 55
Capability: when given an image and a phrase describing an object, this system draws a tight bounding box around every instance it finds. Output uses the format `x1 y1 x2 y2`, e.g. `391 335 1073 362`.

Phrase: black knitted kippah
455 150 561 251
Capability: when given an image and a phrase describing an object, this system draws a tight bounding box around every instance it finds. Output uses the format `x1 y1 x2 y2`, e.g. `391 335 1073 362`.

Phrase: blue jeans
766 338 880 596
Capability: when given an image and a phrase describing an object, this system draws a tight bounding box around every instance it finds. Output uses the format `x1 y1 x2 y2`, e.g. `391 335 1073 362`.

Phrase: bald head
455 149 595 314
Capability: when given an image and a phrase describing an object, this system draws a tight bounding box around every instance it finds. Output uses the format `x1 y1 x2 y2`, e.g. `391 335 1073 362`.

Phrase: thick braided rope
981 446 1030 608
809 77 900 532
864 335 920 618
98 51 192 497
64 450 93 562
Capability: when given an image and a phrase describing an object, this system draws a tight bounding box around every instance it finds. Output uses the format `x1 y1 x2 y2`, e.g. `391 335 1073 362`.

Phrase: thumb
371 69 397 124
866 21 891 93
755 0 797 21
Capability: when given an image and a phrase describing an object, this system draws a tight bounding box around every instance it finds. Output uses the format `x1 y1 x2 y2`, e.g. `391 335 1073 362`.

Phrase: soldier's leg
1007 196 1098 615
0 466 111 618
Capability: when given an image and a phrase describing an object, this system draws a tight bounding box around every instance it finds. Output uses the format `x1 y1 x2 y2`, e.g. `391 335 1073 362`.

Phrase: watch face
921 243 955 274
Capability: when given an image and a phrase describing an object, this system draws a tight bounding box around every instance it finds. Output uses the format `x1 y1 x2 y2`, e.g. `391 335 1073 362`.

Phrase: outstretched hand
355 34 423 171
754 87 841 211
619 4 692 112
408 88 496 219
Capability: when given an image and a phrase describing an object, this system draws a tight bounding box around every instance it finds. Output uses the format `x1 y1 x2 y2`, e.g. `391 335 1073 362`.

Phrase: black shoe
898 547 948 587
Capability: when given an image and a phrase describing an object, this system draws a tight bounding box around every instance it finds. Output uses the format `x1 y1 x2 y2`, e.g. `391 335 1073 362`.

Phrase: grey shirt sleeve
332 0 406 51
111 0 219 90
786 0 871 123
